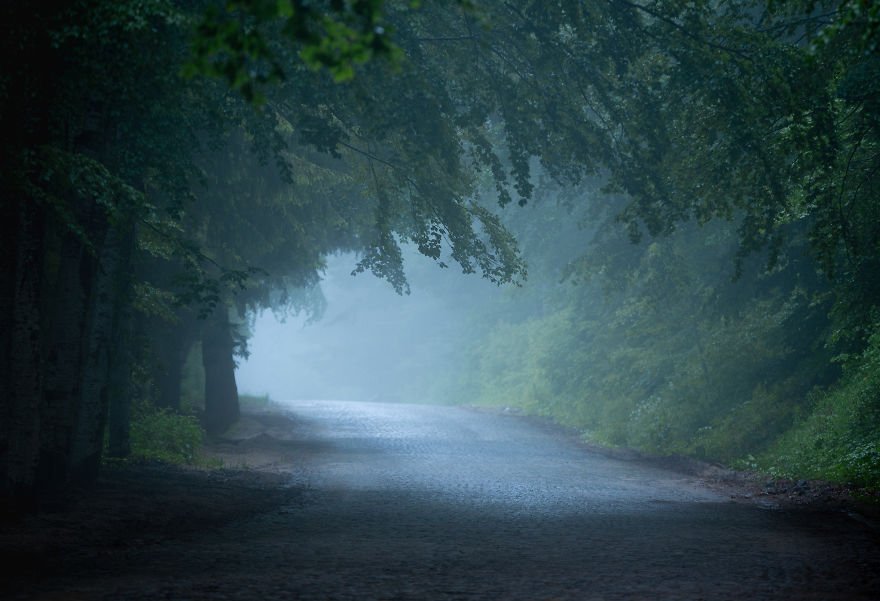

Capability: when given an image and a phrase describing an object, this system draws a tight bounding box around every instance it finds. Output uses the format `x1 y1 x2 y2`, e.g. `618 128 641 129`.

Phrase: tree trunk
151 310 198 413
106 288 136 459
0 201 13 504
0 197 45 506
202 307 240 436
69 215 136 482
36 224 95 491
156 340 184 413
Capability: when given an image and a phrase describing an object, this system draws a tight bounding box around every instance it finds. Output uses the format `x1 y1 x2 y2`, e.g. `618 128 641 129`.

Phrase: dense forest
2 0 878 506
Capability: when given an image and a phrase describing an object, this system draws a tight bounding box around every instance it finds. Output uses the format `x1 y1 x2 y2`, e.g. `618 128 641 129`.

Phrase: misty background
236 186 591 407
235 248 496 404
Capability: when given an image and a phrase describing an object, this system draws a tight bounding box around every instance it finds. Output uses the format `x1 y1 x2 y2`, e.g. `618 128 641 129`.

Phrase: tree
0 0 206 502
0 0 529 502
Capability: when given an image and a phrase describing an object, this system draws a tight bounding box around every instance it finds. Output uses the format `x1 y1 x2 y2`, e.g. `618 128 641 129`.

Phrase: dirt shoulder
0 410 304 596
0 463 293 590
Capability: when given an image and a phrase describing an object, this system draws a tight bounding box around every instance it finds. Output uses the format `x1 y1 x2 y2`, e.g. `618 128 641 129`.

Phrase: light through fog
235 248 496 404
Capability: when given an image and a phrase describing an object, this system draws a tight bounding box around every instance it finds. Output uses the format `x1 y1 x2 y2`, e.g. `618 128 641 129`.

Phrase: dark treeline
2 0 878 505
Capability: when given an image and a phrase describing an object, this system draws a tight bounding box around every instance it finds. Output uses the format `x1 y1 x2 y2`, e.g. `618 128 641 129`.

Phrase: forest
1 0 879 507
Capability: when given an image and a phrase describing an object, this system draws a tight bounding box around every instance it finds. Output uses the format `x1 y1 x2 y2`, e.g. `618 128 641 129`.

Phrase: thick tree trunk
0 203 13 504
0 198 45 506
156 341 184 413
36 226 94 491
106 292 136 459
0 1 60 507
202 307 240 436
151 310 198 413
69 216 136 482
106 381 131 459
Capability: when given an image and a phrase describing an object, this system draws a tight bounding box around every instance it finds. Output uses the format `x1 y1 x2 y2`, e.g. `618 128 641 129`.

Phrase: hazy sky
235 248 493 403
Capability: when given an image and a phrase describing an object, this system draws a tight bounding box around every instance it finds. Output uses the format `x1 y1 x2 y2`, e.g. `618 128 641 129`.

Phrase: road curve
17 399 875 601
234 399 879 600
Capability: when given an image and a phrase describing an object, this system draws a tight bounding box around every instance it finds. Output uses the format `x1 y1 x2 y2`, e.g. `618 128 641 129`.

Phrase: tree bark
151 310 198 413
0 4 52 505
36 224 95 491
69 215 136 482
0 197 45 506
202 307 240 436
0 201 13 503
106 285 136 459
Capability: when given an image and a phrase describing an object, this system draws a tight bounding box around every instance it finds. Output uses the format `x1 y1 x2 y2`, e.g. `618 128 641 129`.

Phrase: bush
688 382 798 464
129 400 206 464
757 330 880 488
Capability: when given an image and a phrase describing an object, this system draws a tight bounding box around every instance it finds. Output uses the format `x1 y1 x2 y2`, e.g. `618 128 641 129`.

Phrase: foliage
185 0 406 102
803 0 880 54
127 400 206 464
390 0 878 488
442 173 857 481
757 325 880 487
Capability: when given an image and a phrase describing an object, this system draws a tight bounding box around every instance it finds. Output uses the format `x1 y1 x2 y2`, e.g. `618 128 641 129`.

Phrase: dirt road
3 400 879 600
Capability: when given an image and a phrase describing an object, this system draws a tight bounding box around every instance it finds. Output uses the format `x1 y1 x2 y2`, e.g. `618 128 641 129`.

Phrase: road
7 399 880 600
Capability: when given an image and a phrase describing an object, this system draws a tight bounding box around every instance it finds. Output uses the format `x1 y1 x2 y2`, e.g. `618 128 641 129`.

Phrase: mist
236 248 497 404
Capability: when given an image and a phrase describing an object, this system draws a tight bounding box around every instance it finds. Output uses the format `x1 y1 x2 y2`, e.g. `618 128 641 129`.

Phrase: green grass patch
239 393 272 408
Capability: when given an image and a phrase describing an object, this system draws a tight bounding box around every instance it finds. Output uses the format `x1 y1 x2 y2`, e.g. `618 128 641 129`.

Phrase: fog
235 247 497 404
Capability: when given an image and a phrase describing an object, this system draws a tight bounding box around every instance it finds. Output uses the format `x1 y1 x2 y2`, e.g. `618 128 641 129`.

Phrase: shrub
758 329 880 488
129 400 206 464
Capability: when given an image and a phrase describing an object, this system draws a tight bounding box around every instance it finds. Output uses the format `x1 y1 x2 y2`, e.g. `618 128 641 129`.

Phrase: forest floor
2 402 879 600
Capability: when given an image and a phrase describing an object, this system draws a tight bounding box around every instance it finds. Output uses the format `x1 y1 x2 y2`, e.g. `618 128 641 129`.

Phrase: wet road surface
10 400 880 600
215 400 880 600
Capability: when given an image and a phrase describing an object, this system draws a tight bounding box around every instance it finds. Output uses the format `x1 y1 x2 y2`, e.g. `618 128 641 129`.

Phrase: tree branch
612 0 755 62
417 35 477 42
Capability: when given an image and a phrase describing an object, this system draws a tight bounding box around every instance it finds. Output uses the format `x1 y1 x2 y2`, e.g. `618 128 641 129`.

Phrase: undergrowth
756 331 880 489
119 399 217 466
466 299 880 490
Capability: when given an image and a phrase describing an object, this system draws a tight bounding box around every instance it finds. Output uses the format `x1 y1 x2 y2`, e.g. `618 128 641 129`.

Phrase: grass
239 393 273 408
